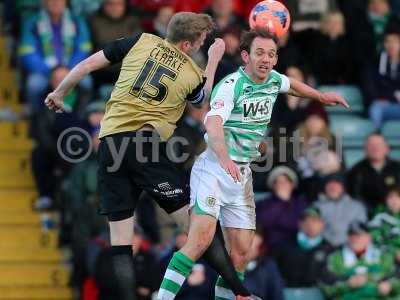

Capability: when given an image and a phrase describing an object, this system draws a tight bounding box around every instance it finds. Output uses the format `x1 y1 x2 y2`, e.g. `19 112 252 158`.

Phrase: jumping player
158 30 349 300
45 12 257 300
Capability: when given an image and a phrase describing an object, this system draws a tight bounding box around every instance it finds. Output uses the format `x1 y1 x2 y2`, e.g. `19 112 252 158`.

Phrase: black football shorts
97 131 189 215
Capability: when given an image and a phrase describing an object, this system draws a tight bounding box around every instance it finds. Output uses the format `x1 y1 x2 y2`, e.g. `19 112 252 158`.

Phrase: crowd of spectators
2 0 400 299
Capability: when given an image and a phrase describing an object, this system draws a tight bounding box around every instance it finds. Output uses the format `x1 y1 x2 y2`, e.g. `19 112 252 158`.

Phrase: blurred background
0 0 400 299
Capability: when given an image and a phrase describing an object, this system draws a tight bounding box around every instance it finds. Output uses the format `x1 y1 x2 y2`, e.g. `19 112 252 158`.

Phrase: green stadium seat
318 85 364 115
330 116 375 148
390 149 400 161
382 121 400 148
284 288 325 300
344 149 365 169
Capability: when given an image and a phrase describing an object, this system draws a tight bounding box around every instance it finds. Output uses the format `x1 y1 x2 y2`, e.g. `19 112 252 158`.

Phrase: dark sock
110 245 136 300
201 222 250 296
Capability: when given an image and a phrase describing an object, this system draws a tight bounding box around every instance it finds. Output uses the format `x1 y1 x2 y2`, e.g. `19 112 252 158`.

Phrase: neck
371 159 386 170
50 14 62 24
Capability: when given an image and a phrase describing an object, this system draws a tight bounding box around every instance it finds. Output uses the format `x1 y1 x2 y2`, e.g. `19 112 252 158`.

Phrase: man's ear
273 53 278 67
180 40 192 53
241 50 250 64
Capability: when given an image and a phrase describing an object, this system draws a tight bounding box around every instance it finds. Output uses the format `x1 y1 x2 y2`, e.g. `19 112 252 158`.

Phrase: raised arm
288 77 350 108
203 38 226 102
45 50 111 113
45 35 141 112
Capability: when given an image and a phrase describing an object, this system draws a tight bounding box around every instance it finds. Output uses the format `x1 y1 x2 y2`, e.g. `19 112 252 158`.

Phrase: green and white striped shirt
205 67 290 162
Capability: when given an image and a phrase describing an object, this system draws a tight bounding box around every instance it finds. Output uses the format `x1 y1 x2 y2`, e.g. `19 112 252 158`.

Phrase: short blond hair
166 12 214 44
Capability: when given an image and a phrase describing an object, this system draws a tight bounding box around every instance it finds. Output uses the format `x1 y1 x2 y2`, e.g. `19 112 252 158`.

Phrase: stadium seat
330 116 375 148
382 121 400 148
344 149 365 169
390 149 400 161
318 85 364 115
284 288 325 300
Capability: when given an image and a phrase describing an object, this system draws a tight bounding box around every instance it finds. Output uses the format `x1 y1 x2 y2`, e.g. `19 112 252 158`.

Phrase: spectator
296 103 339 198
368 0 395 53
63 101 107 287
256 166 307 255
244 231 285 300
214 27 242 85
203 0 245 53
93 225 159 300
275 32 302 74
321 221 400 300
276 207 333 287
295 10 356 85
155 229 217 300
369 185 400 252
142 5 174 38
315 173 368 247
285 0 338 32
19 0 92 113
365 28 400 130
89 0 142 87
205 0 245 32
271 66 311 134
173 103 208 176
31 66 82 211
347 133 400 212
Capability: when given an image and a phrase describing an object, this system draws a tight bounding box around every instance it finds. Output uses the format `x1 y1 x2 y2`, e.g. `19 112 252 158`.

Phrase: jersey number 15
130 58 177 104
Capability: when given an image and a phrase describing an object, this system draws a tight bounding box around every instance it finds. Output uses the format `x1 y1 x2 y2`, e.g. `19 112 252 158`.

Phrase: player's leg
157 211 217 300
107 212 136 300
215 163 257 300
98 134 142 300
170 207 252 297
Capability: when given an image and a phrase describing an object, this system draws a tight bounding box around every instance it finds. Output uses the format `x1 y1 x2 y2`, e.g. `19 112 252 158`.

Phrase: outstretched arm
288 77 350 108
45 51 111 112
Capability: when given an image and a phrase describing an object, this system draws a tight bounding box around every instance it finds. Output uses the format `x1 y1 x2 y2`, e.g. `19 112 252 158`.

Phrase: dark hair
239 30 278 53
386 185 400 199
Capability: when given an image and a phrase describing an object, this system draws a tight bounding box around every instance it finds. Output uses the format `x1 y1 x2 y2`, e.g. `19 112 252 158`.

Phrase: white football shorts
189 149 256 230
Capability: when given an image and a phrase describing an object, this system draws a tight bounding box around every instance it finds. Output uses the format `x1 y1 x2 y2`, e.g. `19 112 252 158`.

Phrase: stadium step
0 190 36 211
0 139 34 152
0 122 28 140
0 212 42 226
0 228 58 249
0 175 35 189
0 287 72 300
0 264 70 287
0 153 32 175
0 248 62 263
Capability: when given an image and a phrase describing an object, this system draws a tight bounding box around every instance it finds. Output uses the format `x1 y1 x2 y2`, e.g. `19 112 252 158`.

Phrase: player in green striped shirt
158 30 348 300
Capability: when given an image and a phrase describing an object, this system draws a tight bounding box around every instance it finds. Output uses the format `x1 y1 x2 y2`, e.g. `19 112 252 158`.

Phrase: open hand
44 91 64 113
319 92 349 108
220 156 241 183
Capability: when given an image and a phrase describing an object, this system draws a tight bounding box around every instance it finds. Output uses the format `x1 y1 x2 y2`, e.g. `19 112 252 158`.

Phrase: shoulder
213 71 242 95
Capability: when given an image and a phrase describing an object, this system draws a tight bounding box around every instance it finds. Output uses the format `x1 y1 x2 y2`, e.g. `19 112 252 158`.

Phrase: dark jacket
277 238 334 287
244 258 285 300
347 158 400 212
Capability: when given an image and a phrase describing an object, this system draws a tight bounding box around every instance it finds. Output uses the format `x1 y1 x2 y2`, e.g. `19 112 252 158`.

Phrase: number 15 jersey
99 33 205 141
